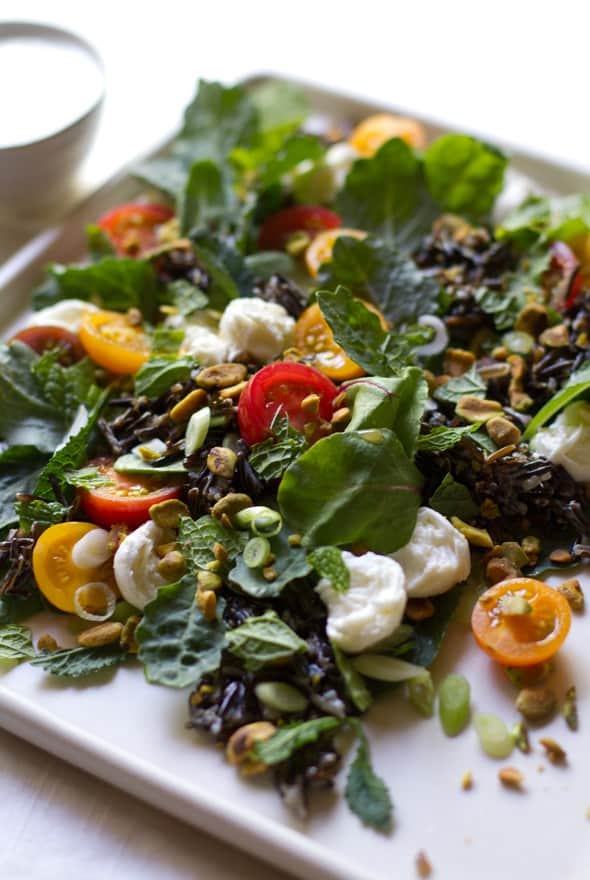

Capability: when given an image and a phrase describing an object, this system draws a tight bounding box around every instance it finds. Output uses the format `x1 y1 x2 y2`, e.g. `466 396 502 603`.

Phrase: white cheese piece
390 507 471 598
179 324 230 366
324 141 360 189
218 297 295 362
113 521 168 611
531 401 590 483
71 528 112 569
26 298 99 332
315 550 407 653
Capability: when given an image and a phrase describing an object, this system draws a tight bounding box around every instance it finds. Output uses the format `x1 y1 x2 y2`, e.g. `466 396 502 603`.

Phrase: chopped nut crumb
498 766 525 789
539 737 567 764
288 534 302 547
461 770 473 790
37 634 59 652
262 566 277 582
562 685 579 732
549 548 574 565
416 850 432 878
556 578 585 612
405 598 435 621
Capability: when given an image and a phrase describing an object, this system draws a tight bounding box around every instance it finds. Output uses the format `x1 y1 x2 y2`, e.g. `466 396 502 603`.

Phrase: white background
1 2 590 878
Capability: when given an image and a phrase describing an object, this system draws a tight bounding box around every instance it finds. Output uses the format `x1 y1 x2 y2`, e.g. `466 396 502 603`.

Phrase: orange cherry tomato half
304 228 366 278
349 112 427 157
295 301 387 381
471 577 572 668
79 310 150 374
257 205 341 251
237 362 338 446
78 459 183 530
32 521 112 613
97 202 174 257
11 325 85 364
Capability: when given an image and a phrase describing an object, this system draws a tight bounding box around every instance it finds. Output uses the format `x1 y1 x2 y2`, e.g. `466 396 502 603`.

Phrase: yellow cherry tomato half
295 301 388 381
304 228 366 278
349 112 427 157
79 309 150 374
471 577 572 668
32 522 113 613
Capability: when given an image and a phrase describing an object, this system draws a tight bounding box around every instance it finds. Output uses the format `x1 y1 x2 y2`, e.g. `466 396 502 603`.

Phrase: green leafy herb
318 236 440 326
317 287 390 375
165 279 208 316
244 250 297 280
473 247 551 331
180 159 236 235
228 528 312 598
408 583 465 667
416 424 479 453
0 624 35 663
308 546 350 592
16 498 69 533
134 356 194 398
345 723 392 832
249 80 309 133
137 576 226 688
178 515 247 573
257 133 324 191
30 644 128 678
433 365 487 406
0 592 44 626
278 429 423 554
190 230 253 310
424 134 507 217
429 474 479 520
253 716 342 765
86 224 116 260
332 644 373 712
523 360 590 439
249 413 307 480
336 138 435 250
498 193 590 249
0 454 45 529
63 467 114 490
33 258 160 321
31 350 97 420
225 610 308 671
150 327 185 356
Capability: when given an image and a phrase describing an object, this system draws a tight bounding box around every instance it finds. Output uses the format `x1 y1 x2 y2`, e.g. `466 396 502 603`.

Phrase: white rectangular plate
1 76 590 880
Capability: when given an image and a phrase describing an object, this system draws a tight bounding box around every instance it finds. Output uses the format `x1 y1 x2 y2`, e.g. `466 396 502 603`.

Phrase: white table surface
1 2 590 878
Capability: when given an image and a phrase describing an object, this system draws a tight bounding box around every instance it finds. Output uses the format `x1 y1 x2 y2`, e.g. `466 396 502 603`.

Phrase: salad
0 78 588 834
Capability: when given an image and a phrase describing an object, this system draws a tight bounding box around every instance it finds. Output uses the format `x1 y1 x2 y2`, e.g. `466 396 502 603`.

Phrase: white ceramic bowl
0 21 105 227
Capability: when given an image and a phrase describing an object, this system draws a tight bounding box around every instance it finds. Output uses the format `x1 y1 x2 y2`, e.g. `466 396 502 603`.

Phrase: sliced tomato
237 362 338 446
349 112 427 156
471 577 572 668
98 202 174 257
79 309 150 374
78 459 182 530
11 325 85 364
258 205 341 252
304 228 366 278
544 241 580 310
295 301 387 381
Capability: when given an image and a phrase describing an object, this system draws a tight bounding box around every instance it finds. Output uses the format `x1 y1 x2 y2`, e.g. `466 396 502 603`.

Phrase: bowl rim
0 19 106 151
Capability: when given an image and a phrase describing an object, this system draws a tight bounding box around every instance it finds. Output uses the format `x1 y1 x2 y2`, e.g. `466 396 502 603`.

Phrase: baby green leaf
253 716 342 765
424 134 507 217
225 610 308 671
416 424 479 453
0 624 35 663
228 528 312 598
178 515 248 573
429 474 479 520
308 547 350 592
345 726 393 832
433 366 487 406
134 356 194 398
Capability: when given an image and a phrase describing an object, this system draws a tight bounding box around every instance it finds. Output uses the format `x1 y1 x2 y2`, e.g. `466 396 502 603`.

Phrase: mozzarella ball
531 401 590 483
390 507 471 598
180 325 230 366
219 298 295 362
26 299 99 333
113 521 168 610
316 550 407 653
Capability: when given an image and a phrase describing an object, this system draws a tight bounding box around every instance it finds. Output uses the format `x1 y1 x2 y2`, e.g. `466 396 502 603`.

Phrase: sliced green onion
474 713 514 759
406 670 435 718
502 330 534 356
255 681 308 713
233 506 282 536
243 536 272 569
351 653 427 683
185 406 211 456
438 673 471 736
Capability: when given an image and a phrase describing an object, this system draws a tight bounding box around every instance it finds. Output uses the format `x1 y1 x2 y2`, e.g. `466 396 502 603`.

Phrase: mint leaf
137 576 226 688
433 366 487 406
429 474 479 520
225 610 308 671
228 528 312 599
180 160 236 235
332 644 372 712
308 547 349 592
31 351 97 420
473 247 551 331
16 498 68 533
345 726 392 832
319 236 440 325
336 138 436 250
178 515 247 574
278 429 423 554
249 413 307 480
134 356 194 398
317 287 390 375
253 717 342 765
416 424 479 453
190 230 253 310
166 279 208 317
30 644 128 678
424 134 507 217
0 624 35 663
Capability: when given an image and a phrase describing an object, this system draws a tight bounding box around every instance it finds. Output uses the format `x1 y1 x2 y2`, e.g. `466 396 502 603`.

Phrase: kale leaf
30 644 128 678
0 624 35 663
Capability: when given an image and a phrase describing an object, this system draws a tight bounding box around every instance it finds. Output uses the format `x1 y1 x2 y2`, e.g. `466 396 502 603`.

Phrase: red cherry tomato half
258 205 341 251
78 459 183 530
237 362 338 446
11 325 85 364
544 241 580 311
98 202 174 257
